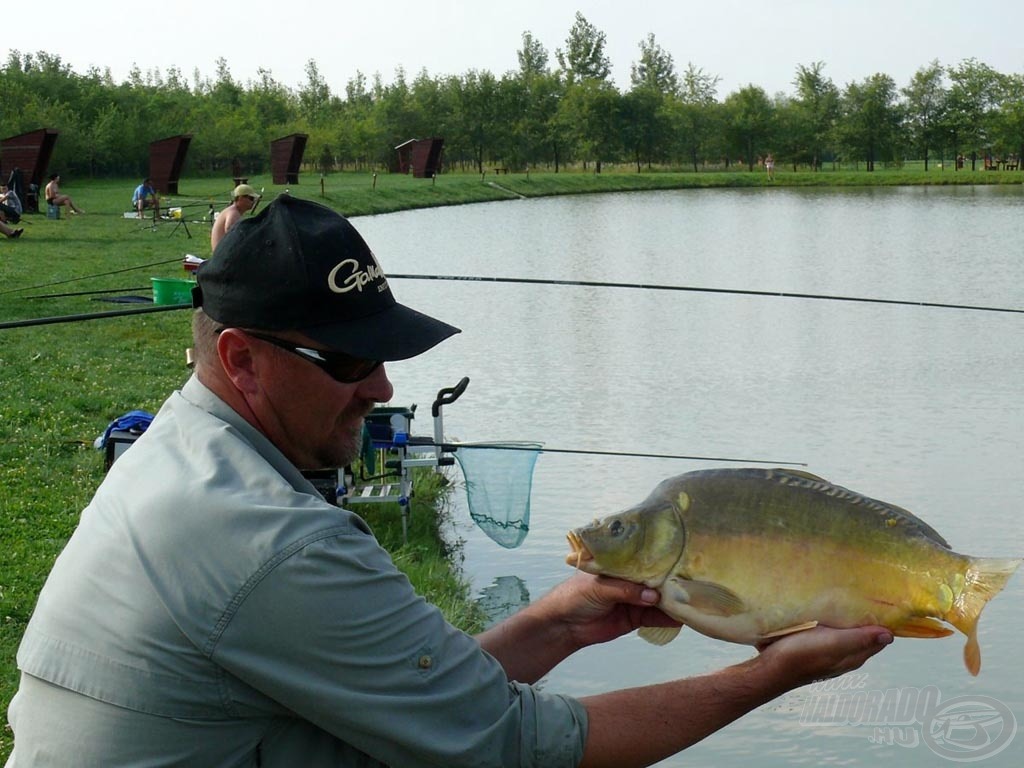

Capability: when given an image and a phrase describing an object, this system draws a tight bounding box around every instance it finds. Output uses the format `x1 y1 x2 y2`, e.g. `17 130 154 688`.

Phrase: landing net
454 442 542 549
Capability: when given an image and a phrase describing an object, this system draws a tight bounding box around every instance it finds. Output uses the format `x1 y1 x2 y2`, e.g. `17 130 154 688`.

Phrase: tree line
2 12 1022 179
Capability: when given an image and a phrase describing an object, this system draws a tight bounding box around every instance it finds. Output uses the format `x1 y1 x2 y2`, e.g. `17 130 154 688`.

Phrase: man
211 182 259 250
131 177 160 220
0 183 22 224
5 196 891 767
44 173 84 215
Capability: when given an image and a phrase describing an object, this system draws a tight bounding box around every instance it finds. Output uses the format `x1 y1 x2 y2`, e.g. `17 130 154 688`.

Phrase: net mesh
454 442 542 549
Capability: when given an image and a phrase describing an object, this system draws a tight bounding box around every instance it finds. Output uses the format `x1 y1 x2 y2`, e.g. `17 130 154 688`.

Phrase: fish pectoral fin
638 626 683 646
889 617 954 639
666 577 746 617
759 621 819 640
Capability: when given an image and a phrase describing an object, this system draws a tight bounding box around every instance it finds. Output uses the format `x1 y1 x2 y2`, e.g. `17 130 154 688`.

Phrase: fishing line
407 439 807 467
390 274 1024 316
1 257 184 297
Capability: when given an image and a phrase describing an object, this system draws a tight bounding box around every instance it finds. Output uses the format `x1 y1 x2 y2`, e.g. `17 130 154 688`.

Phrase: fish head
565 496 685 585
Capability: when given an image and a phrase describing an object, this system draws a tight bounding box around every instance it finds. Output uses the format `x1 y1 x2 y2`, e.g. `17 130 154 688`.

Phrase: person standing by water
765 153 776 181
44 174 84 215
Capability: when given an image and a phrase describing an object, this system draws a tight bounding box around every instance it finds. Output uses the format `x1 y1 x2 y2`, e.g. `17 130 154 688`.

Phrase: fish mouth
565 530 594 569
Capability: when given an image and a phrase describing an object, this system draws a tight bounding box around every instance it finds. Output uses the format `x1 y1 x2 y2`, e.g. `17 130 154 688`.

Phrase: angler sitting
132 177 160 220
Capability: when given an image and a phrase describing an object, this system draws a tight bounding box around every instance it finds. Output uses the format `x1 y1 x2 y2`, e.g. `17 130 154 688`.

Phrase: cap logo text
327 259 385 294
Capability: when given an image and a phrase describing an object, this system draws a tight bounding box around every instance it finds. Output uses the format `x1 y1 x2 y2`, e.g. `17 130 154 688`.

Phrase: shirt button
418 655 433 670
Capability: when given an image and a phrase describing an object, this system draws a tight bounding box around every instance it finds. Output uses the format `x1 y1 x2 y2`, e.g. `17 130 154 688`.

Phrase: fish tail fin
948 557 1021 676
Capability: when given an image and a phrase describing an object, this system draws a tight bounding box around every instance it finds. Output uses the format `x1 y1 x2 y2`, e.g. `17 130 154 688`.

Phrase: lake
353 185 1023 767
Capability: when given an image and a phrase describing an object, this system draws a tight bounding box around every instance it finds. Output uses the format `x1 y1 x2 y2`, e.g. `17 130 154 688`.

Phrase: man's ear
217 329 261 395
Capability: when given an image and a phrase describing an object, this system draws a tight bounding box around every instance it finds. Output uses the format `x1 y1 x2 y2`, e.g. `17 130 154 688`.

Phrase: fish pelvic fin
948 557 1021 676
759 621 818 640
638 626 682 646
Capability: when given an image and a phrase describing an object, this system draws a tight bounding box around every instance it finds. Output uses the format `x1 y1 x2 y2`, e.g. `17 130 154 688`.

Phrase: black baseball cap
192 195 460 360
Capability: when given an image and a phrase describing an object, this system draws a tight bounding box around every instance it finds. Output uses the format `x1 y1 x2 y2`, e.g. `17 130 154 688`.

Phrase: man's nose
357 363 394 403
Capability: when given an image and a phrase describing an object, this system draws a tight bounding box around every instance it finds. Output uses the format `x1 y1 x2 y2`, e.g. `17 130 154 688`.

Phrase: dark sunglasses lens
320 354 381 383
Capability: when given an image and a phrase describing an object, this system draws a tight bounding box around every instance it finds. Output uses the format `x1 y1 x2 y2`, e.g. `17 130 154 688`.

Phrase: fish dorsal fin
638 626 683 646
772 470 951 549
775 469 828 482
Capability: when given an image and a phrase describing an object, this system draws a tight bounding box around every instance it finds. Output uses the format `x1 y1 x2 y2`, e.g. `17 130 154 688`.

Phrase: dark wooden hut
1 128 59 212
270 133 308 184
149 134 192 194
394 138 444 178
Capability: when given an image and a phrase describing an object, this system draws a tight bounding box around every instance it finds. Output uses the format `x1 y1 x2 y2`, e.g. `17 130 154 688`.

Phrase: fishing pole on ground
26 286 150 300
389 274 1024 316
0 303 188 330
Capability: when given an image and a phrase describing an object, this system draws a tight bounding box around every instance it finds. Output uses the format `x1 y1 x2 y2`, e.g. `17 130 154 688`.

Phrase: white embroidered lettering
327 259 385 294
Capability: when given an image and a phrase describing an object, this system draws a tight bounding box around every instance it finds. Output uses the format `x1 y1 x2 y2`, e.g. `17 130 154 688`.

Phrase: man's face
240 331 394 470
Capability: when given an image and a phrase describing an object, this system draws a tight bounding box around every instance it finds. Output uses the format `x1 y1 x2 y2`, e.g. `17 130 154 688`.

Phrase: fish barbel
565 468 1020 675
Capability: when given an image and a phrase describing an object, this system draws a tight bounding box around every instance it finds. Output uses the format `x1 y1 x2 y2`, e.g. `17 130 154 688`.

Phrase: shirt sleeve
209 525 587 768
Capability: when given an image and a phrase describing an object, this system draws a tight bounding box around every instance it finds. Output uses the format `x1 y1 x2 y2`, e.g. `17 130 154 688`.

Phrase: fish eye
609 520 623 537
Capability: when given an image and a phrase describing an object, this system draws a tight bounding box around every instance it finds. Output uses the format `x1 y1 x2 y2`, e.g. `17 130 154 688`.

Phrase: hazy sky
12 0 1023 97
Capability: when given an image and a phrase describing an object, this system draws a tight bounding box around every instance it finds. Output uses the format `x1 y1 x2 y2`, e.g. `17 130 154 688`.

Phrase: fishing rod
389 273 1024 316
404 437 807 467
0 304 187 330
1 257 184 297
27 286 150 300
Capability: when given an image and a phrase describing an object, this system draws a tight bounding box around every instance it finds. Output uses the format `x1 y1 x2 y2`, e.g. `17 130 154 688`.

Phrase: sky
10 0 1024 98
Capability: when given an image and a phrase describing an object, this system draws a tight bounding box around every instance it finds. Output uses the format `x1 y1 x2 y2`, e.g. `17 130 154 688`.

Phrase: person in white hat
210 183 260 250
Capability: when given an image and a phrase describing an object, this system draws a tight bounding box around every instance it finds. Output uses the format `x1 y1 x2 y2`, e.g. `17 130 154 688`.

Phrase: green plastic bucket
151 277 196 306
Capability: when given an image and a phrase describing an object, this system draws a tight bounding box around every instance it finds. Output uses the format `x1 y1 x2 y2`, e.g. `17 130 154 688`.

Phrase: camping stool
46 203 60 220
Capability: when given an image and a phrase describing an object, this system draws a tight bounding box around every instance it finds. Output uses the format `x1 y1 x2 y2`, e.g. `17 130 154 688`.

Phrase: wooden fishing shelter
270 133 308 184
1 128 59 212
394 138 444 178
148 134 192 194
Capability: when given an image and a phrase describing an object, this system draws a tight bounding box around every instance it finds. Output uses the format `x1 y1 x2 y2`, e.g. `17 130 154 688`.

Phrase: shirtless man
44 174 84 215
211 184 259 250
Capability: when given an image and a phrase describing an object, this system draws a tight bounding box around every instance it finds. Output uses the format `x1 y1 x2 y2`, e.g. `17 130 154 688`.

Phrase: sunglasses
242 330 382 383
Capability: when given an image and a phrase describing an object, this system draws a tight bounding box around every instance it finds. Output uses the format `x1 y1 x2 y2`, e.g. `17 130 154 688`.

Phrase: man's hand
536 572 680 650
756 625 894 690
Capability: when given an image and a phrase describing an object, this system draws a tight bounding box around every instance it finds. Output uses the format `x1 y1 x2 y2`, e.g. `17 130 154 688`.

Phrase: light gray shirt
7 376 586 767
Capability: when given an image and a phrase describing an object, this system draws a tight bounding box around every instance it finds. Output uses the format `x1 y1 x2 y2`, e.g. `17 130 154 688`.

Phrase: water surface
354 186 1023 766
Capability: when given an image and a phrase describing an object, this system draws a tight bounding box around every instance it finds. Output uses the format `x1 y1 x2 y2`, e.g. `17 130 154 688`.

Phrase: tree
901 61 947 171
630 33 678 94
993 73 1024 168
556 12 611 82
943 58 1004 169
836 74 902 170
792 62 839 170
671 63 721 171
558 78 621 172
298 59 333 127
517 31 549 78
723 85 774 169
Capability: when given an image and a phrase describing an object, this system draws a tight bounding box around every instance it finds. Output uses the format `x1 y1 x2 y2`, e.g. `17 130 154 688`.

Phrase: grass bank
1 167 1021 758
